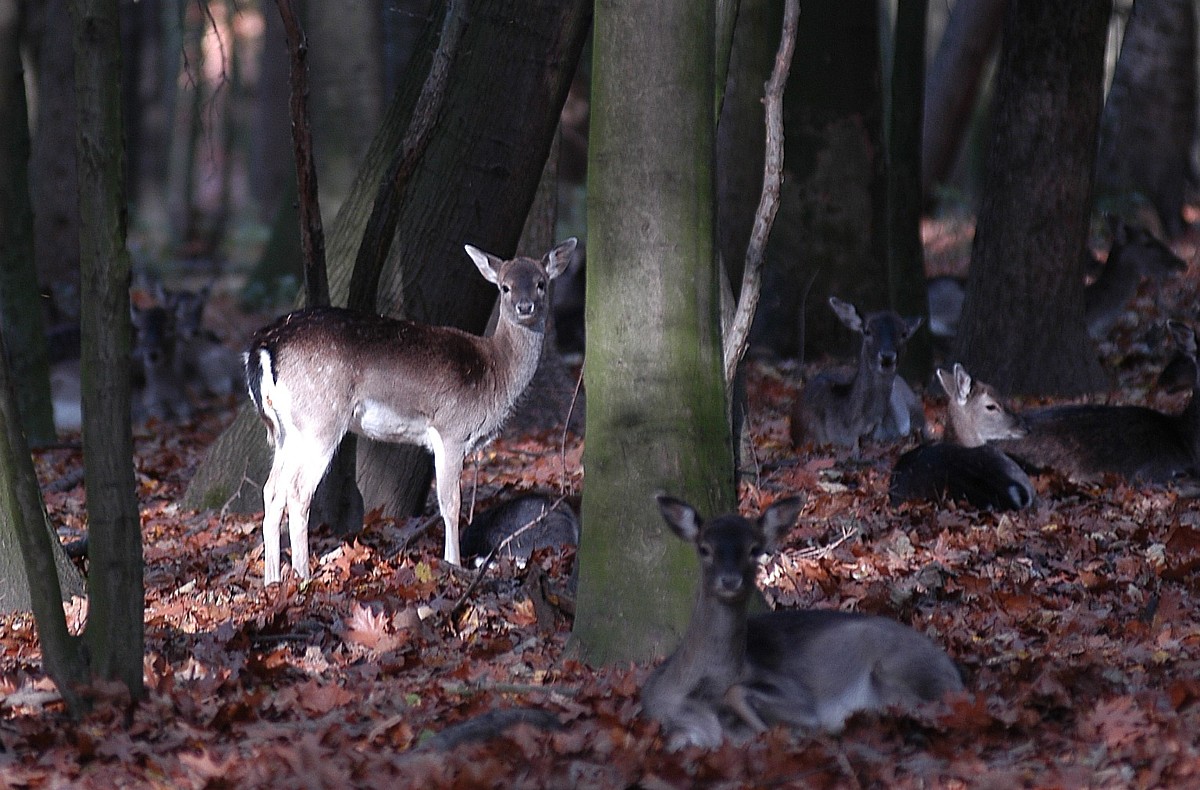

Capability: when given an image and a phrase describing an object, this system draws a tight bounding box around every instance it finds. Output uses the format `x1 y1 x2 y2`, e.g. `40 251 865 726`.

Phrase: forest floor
2 218 1200 788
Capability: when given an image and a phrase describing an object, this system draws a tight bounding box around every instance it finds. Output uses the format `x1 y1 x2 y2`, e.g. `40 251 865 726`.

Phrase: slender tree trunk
954 0 1109 396
0 0 56 444
70 0 144 698
29 0 81 323
888 0 932 382
922 0 1006 196
574 0 734 665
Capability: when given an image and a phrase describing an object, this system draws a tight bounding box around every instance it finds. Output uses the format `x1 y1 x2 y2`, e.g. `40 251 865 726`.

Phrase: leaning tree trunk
0 0 56 445
953 0 1109 397
1095 0 1197 239
573 0 734 665
185 0 591 536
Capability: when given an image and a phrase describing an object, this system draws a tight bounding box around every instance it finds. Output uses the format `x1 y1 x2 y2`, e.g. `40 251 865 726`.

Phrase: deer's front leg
429 431 465 566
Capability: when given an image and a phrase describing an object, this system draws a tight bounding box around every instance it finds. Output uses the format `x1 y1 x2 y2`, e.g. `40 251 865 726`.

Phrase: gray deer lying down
642 496 963 750
790 297 925 448
889 364 1034 511
997 320 1199 484
245 238 576 584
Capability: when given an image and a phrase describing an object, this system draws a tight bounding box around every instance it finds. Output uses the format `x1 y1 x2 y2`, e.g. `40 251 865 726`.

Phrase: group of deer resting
236 215 1193 750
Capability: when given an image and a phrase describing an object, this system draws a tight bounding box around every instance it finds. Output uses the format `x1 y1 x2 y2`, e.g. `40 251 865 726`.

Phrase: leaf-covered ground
2 223 1200 788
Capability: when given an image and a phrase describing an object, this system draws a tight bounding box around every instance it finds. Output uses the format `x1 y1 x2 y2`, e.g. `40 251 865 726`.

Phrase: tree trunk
717 0 778 299
1095 0 1197 239
186 0 591 533
28 0 81 324
752 2 889 358
921 0 1006 196
71 0 144 699
888 0 933 382
953 0 1109 397
0 0 56 445
0 325 86 710
573 0 734 665
307 0 385 228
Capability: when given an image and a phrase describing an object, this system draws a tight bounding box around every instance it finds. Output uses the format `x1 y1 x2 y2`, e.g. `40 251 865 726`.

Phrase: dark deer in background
1084 217 1187 340
790 297 925 448
131 302 192 422
926 218 1186 345
161 285 244 398
643 495 963 749
245 238 576 584
890 364 1034 511
997 320 1199 484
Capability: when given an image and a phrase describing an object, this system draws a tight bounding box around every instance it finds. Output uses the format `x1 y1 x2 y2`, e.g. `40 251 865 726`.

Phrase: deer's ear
758 496 804 551
655 495 702 543
544 238 577 280
828 297 863 333
465 244 503 285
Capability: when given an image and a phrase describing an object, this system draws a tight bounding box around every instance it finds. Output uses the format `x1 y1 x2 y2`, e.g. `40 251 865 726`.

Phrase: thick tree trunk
71 0 144 699
752 2 889 358
0 0 56 444
186 0 591 539
574 0 734 665
1095 0 1197 239
953 0 1109 397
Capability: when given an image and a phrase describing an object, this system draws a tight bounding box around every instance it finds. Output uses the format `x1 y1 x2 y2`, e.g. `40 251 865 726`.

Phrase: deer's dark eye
748 544 763 558
698 543 713 560
501 284 511 294
537 280 546 292
986 403 998 411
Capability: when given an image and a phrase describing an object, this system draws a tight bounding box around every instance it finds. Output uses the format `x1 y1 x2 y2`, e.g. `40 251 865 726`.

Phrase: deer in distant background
161 285 244 398
926 217 1186 346
131 302 192 422
244 238 576 584
890 364 1033 511
790 297 925 448
1084 217 1187 340
643 495 963 750
997 320 1199 484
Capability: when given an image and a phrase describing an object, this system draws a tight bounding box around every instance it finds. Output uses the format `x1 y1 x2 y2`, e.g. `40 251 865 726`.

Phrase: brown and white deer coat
245 238 576 584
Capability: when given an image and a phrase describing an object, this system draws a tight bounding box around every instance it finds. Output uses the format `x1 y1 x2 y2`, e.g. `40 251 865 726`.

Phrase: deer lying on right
790 297 925 448
1084 217 1186 340
997 320 1199 484
889 364 1034 511
642 495 963 750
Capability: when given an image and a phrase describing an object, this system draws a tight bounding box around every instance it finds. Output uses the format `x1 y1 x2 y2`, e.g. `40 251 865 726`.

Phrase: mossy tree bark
573 0 735 665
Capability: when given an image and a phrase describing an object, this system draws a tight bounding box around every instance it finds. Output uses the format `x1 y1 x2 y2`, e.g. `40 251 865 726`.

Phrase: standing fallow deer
244 238 576 584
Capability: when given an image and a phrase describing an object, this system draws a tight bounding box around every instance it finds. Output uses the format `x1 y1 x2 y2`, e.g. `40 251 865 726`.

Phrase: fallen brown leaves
3 240 1200 788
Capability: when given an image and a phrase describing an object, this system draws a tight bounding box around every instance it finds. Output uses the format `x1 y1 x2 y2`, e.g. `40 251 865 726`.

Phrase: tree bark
953 0 1109 396
28 0 81 323
186 0 591 533
573 0 734 665
888 0 933 382
1095 0 1197 239
921 0 1006 196
71 0 144 699
0 0 56 445
752 2 889 358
